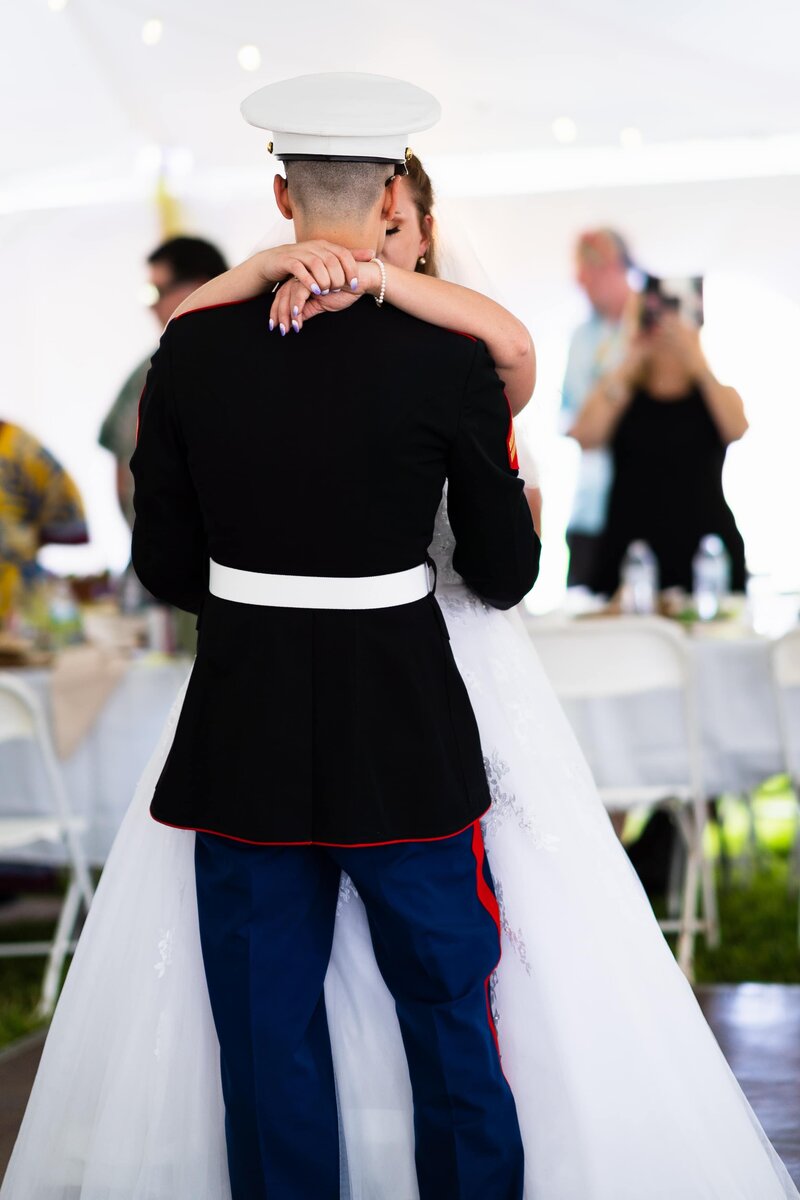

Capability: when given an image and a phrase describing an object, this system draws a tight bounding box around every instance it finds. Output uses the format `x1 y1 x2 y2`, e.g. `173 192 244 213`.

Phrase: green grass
693 856 800 983
0 922 53 1049
1 782 798 1051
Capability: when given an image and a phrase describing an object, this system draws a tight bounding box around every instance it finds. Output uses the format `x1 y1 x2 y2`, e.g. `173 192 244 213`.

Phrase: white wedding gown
2 492 798 1200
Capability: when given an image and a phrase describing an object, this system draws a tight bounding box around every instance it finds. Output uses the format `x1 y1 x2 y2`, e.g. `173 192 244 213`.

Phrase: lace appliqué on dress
437 589 491 625
428 487 461 586
481 750 560 854
336 872 359 916
154 929 174 979
493 877 532 977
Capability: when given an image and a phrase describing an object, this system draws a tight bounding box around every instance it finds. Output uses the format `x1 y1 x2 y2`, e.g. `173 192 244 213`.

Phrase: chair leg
62 824 95 910
740 790 761 881
37 874 82 1018
789 783 800 890
677 849 699 981
696 798 720 948
674 808 700 981
666 819 685 919
700 851 720 948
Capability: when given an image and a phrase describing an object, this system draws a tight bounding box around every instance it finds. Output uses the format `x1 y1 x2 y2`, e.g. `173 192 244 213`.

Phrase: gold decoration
267 141 274 154
405 146 413 162
154 172 183 239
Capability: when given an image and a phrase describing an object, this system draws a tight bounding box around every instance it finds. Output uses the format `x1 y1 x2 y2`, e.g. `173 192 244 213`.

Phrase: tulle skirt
2 585 797 1199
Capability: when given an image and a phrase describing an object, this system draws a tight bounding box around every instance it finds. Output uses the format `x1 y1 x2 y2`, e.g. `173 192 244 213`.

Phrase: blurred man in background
561 228 632 589
99 236 228 527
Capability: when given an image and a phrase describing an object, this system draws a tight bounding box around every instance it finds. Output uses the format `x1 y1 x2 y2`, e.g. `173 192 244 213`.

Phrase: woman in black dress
569 304 748 596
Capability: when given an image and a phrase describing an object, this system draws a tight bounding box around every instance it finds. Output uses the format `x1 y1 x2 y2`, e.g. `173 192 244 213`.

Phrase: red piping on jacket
170 297 255 323
504 391 519 471
151 807 490 850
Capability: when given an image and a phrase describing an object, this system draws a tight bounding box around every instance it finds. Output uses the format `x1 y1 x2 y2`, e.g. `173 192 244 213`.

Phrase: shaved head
284 160 390 222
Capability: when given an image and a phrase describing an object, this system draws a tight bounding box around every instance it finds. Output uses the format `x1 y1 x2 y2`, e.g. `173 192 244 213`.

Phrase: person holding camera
560 229 632 590
568 296 748 598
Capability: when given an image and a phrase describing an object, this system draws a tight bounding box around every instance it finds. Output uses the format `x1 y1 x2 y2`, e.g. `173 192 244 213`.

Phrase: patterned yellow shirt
0 421 88 621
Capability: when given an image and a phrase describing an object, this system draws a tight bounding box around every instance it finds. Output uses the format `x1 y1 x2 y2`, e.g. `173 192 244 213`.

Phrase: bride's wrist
255 247 288 285
361 260 384 297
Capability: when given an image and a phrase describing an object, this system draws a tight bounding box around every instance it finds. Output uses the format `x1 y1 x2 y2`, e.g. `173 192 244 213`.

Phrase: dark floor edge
0 1028 46 1067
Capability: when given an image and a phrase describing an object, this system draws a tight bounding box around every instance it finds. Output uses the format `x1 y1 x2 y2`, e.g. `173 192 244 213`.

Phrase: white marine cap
240 71 441 169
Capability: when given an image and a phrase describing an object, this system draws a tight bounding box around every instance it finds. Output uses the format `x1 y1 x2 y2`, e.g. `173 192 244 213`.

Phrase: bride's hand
258 242 374 301
269 258 383 334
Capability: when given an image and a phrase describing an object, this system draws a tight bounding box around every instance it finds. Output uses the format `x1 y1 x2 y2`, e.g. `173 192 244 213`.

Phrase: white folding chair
770 628 800 944
0 672 94 1015
527 616 718 980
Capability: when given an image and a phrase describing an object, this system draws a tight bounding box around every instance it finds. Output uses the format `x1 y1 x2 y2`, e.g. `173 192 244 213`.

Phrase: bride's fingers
287 253 332 296
269 281 294 334
270 280 311 334
315 242 371 292
316 248 348 293
281 257 327 297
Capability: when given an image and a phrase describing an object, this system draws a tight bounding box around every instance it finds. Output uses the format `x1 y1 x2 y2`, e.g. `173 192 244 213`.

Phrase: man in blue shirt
561 229 632 589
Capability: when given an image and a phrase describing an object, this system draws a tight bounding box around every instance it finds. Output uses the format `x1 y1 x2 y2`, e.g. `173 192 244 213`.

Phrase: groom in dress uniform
131 73 539 1200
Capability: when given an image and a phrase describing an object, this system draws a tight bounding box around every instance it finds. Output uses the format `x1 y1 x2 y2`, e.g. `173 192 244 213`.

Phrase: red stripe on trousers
471 820 503 1061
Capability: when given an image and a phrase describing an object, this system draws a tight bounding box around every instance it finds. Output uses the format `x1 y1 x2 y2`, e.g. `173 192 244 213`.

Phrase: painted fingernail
279 323 286 336
332 288 342 293
311 284 321 295
268 319 274 332
350 277 359 291
292 305 299 317
291 319 300 333
321 289 330 296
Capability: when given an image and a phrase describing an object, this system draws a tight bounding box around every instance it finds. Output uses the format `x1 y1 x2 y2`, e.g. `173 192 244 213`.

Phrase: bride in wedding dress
2 159 797 1200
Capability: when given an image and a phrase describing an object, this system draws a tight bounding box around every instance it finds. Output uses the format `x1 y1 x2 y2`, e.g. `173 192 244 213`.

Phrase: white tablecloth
0 658 190 865
525 622 798 797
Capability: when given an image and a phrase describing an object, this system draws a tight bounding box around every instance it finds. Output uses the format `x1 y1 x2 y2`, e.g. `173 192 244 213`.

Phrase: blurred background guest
570 305 748 598
98 235 229 527
561 229 632 590
0 419 88 623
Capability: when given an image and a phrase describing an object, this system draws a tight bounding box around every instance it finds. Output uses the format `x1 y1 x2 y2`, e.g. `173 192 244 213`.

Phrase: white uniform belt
209 559 431 610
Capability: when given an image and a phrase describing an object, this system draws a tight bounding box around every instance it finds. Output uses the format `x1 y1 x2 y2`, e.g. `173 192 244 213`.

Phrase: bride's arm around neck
372 261 535 416
169 247 536 416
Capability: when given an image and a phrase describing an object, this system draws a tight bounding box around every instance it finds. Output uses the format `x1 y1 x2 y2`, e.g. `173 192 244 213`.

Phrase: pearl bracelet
371 256 387 307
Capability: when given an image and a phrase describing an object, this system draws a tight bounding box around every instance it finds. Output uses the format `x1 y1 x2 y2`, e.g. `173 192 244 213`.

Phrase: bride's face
382 177 432 272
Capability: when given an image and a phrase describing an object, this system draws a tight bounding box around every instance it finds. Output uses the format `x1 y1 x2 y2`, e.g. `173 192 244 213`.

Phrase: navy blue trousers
194 823 524 1200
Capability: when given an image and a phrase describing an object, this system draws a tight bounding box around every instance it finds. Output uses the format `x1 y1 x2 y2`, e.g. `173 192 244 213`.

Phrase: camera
638 273 704 332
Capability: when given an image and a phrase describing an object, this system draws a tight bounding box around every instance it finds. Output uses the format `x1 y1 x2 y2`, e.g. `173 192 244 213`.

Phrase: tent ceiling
4 0 800 198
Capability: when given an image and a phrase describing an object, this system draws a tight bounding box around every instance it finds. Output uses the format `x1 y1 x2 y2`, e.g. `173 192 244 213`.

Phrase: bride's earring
418 255 427 265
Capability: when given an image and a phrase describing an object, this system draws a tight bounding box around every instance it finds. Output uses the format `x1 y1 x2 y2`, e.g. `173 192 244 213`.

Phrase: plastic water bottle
620 541 659 614
693 535 731 621
48 580 83 648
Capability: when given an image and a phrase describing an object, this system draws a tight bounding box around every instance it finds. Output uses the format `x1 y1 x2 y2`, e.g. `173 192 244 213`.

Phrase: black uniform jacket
131 295 539 845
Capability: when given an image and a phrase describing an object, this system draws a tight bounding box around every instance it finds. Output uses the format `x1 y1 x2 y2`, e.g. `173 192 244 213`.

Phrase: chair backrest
526 615 702 798
0 673 40 744
771 629 800 780
527 616 691 700
0 672 73 826
772 628 800 688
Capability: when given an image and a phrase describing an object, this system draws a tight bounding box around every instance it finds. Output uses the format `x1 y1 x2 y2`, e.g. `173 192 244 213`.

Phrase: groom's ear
273 174 293 220
381 175 402 220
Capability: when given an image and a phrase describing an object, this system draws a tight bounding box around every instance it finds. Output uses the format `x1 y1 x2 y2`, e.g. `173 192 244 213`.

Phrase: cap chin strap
276 153 408 177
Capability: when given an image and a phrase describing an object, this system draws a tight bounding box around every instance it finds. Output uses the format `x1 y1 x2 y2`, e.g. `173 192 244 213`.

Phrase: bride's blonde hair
404 154 438 279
